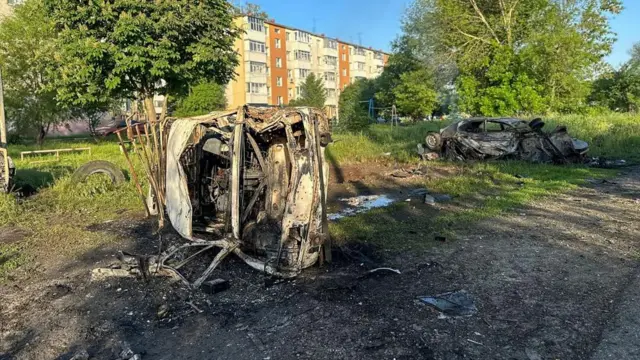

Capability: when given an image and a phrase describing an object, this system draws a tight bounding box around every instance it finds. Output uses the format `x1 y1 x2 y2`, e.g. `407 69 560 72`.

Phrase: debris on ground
201 278 230 295
328 195 395 220
419 290 478 317
586 157 627 168
586 178 618 185
366 267 401 275
389 167 425 178
420 118 588 163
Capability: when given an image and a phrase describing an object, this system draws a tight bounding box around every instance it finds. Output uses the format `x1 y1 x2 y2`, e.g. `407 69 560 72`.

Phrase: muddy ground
1 164 640 360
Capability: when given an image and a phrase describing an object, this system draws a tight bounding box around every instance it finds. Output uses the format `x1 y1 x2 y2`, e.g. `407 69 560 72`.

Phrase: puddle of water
328 195 395 221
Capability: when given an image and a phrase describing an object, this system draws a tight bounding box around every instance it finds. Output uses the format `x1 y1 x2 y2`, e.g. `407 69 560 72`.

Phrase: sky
248 0 638 66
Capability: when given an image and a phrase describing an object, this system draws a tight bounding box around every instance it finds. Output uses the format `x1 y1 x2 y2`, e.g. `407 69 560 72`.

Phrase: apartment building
226 16 389 117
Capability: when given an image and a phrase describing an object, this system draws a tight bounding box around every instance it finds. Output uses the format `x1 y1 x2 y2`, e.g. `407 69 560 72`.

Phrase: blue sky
248 0 638 66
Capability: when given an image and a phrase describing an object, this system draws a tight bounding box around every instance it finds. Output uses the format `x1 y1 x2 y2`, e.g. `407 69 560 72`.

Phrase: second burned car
419 118 589 163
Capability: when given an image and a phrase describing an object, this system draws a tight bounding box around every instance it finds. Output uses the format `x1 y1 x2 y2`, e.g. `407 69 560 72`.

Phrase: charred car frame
419 118 589 163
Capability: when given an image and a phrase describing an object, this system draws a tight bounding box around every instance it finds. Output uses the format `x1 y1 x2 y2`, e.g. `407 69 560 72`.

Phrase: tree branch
454 26 493 45
469 0 500 44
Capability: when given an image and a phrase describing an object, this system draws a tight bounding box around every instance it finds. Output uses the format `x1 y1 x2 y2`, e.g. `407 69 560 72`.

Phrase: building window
374 52 383 60
324 72 336 82
324 55 337 66
296 87 301 96
275 38 281 49
356 62 365 71
246 82 266 94
249 61 266 73
286 32 290 40
275 28 281 34
249 40 266 53
275 57 282 68
287 69 293 80
294 31 311 43
327 89 336 98
342 68 347 76
324 39 337 49
355 76 366 81
341 53 346 61
154 100 165 108
295 50 311 61
277 96 284 105
7 0 25 5
276 77 283 87
298 69 310 79
248 17 264 32
288 88 293 98
355 47 366 56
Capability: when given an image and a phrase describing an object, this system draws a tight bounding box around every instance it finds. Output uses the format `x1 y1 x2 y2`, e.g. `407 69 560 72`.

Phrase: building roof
238 14 389 55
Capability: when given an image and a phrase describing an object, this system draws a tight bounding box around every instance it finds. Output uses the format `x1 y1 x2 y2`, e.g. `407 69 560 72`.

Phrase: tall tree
337 78 376 132
172 81 227 117
0 0 67 144
403 0 622 115
590 42 640 112
45 0 241 122
289 73 327 109
393 68 438 120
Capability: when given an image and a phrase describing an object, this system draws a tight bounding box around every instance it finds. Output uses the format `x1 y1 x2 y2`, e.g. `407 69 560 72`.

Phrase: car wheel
71 160 125 185
425 132 442 151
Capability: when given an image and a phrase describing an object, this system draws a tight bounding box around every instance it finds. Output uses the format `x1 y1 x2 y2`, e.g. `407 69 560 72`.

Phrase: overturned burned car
419 118 588 163
118 106 332 286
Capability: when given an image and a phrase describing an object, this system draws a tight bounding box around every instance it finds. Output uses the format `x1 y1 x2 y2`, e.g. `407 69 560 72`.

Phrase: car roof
465 117 526 126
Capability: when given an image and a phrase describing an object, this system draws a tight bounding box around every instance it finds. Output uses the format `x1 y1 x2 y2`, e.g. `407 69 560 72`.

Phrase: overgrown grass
328 122 443 164
1 138 144 280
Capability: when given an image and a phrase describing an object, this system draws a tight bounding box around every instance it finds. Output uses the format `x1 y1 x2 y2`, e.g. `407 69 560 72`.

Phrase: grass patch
329 160 617 251
1 138 144 280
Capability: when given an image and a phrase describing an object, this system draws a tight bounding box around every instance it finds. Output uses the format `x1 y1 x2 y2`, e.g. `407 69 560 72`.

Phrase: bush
337 79 376 132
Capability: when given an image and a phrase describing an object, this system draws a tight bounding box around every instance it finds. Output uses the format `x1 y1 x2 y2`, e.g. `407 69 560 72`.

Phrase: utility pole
0 70 6 145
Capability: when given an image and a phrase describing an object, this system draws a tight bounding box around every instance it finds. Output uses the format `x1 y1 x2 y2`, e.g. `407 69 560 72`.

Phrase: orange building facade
226 16 389 118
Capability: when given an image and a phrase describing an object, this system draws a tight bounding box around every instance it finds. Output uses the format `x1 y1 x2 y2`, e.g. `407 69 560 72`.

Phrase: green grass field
1 113 638 278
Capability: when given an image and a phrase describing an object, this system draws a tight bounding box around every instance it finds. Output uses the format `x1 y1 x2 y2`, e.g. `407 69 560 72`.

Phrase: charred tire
425 132 442 151
71 160 125 185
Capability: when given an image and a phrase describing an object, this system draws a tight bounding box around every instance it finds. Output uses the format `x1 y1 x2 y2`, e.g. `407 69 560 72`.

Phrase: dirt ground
1 164 640 360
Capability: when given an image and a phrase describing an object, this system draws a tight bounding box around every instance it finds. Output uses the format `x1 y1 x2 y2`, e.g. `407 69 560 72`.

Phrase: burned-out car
419 118 588 163
118 106 332 286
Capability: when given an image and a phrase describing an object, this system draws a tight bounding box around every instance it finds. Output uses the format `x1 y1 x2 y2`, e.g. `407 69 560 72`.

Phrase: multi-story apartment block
226 15 389 117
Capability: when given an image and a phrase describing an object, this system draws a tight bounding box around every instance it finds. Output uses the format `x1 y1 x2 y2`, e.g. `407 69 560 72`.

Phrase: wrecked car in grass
113 106 332 286
418 118 589 163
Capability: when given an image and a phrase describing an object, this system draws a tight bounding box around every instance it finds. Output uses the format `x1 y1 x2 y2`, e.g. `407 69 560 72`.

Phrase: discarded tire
71 160 125 185
425 132 442 151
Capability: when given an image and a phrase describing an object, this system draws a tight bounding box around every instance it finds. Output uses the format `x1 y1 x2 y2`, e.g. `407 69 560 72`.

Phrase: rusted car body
154 106 331 282
421 118 588 163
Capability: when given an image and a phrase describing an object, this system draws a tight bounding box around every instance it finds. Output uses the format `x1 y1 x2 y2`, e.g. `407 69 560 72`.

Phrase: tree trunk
36 125 48 146
144 96 157 123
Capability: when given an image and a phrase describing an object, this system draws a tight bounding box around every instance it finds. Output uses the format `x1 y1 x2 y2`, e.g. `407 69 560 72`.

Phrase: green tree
289 73 327 109
232 1 269 18
45 0 241 122
172 81 227 117
393 68 438 120
403 0 622 115
590 43 640 113
337 78 376 132
0 0 67 144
